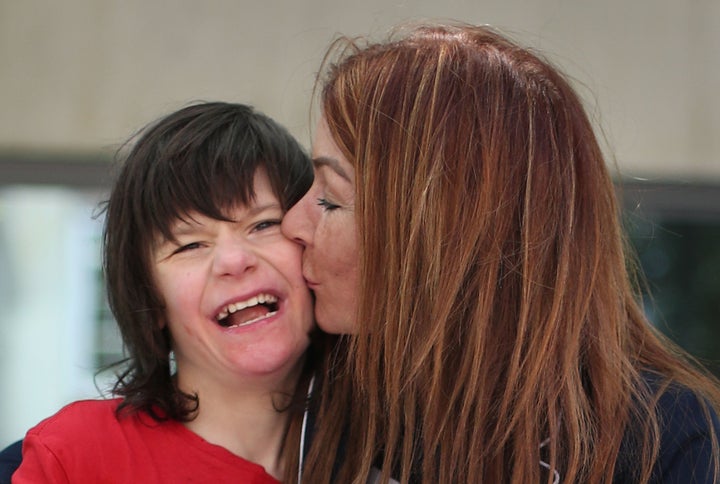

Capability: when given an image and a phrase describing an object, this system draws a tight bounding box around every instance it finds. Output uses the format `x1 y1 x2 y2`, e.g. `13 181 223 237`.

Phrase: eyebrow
312 156 352 182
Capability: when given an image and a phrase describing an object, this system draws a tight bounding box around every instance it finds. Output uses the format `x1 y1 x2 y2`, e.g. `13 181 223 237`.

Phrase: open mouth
215 293 279 329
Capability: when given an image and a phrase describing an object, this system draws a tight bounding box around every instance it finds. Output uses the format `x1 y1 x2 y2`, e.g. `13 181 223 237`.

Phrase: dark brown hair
102 102 314 469
303 24 720 483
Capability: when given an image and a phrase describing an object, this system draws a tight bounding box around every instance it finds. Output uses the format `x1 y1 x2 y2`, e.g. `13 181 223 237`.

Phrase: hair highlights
303 24 720 483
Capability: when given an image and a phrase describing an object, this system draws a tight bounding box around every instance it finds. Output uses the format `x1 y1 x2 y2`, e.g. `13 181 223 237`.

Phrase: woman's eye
317 198 340 211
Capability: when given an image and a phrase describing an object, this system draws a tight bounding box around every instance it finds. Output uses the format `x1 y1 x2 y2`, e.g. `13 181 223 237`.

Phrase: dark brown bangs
140 120 265 243
118 102 311 244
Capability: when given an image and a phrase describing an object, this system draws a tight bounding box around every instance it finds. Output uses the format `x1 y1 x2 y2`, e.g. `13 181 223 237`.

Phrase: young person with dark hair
13 101 318 483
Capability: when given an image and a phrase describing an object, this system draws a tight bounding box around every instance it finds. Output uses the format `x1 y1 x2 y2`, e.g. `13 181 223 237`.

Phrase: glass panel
0 186 119 448
627 216 720 377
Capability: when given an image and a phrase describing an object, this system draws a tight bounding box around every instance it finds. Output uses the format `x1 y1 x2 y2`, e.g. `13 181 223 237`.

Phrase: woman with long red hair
283 23 720 483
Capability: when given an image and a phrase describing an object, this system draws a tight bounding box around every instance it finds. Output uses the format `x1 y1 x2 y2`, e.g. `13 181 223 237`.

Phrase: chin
237 344 307 376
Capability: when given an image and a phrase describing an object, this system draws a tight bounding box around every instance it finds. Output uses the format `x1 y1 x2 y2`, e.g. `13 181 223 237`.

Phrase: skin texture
281 118 358 334
153 169 314 391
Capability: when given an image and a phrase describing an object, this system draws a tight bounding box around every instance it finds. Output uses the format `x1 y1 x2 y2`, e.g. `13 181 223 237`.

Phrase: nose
211 236 258 277
281 196 313 248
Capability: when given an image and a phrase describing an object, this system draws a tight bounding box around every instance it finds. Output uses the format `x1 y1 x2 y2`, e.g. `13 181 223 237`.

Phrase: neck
184 390 291 478
177 362 304 480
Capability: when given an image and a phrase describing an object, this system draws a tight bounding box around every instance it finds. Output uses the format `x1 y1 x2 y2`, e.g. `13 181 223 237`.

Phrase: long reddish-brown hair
301 23 720 483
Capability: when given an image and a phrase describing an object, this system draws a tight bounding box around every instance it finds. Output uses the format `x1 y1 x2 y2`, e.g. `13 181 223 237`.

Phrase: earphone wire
539 437 561 484
298 374 315 483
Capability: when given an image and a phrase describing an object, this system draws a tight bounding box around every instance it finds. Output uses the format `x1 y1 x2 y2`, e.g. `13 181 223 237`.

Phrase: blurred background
1 0 719 449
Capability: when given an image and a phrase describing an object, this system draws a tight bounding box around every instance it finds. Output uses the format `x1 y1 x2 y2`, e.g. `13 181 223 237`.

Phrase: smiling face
281 117 359 334
152 169 314 391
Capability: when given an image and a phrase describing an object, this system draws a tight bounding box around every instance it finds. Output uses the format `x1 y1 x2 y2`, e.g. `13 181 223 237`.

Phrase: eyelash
253 219 282 231
173 242 201 255
317 198 340 211
170 219 280 254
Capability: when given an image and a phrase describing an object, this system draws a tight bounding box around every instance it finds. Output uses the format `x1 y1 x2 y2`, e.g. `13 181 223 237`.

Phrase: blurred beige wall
1 0 719 180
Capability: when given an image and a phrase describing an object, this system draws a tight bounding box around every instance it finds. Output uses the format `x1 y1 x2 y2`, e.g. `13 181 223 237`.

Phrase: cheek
277 242 306 278
266 243 313 302
327 253 355 278
164 290 202 342
157 274 197 320
324 227 358 277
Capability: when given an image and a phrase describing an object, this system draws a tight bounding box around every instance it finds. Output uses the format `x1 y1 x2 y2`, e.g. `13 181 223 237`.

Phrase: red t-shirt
12 398 280 483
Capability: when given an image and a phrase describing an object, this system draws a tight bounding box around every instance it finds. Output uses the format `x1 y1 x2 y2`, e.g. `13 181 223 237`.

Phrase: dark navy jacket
612 384 720 483
0 440 21 484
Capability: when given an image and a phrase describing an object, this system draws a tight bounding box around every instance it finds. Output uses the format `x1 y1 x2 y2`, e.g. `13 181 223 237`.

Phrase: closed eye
172 242 203 255
317 198 340 211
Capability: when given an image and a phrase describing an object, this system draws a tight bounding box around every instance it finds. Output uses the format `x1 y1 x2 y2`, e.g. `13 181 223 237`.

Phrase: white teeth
215 293 278 321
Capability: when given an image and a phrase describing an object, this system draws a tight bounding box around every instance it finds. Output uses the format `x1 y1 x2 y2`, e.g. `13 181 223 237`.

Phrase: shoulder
41 398 121 421
27 398 122 440
652 384 719 482
655 383 719 440
14 399 128 483
621 376 720 484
